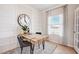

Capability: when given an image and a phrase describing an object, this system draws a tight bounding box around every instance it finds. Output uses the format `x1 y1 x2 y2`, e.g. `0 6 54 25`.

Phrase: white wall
0 5 42 53
17 5 42 34
0 5 18 53
40 11 48 35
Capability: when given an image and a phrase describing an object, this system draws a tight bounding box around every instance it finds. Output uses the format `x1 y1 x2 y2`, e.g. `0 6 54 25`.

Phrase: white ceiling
28 4 60 11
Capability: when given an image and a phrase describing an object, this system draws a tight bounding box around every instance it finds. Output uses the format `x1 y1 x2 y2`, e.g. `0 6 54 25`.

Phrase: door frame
74 7 79 53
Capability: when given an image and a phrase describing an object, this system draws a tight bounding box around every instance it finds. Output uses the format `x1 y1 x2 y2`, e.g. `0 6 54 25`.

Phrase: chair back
17 35 25 47
36 32 42 35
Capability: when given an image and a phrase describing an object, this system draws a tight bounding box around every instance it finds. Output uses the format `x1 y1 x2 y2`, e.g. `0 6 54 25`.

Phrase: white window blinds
47 7 64 16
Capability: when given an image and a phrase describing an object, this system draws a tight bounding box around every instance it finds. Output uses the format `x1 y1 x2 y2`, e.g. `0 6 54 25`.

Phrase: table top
20 34 48 44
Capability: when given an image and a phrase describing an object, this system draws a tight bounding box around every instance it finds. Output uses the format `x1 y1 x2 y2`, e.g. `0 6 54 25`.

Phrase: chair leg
30 44 35 54
21 47 23 54
30 45 32 54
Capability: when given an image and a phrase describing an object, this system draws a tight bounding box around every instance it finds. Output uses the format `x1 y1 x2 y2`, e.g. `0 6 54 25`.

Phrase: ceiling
28 4 60 11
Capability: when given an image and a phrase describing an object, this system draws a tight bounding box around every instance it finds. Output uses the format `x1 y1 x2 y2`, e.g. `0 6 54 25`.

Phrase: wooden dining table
20 33 48 54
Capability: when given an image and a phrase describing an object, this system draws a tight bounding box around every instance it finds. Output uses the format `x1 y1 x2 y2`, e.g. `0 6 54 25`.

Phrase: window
48 14 63 37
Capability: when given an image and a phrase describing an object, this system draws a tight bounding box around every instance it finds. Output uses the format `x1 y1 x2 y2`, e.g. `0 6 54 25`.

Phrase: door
74 7 79 53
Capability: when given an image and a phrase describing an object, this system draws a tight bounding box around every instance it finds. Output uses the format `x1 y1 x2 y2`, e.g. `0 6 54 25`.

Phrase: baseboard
67 43 74 48
0 35 20 53
0 42 19 54
48 39 74 48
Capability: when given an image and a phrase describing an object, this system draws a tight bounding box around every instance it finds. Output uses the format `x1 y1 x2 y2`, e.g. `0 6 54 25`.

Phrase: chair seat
23 41 32 47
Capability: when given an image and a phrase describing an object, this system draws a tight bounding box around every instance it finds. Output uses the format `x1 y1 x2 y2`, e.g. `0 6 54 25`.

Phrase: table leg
32 44 35 54
38 41 40 49
42 40 45 50
30 44 35 54
30 45 32 54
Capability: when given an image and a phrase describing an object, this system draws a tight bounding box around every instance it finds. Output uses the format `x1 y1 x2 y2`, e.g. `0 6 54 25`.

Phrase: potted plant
21 25 29 34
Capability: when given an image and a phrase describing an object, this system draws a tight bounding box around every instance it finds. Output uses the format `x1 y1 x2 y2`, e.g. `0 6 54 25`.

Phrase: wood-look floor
2 40 77 54
53 44 76 54
3 42 76 54
48 35 77 54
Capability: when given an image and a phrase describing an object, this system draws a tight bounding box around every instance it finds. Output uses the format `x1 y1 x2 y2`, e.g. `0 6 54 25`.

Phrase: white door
74 7 79 53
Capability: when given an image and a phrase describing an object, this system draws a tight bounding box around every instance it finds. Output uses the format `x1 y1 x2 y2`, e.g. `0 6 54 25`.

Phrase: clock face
18 14 31 27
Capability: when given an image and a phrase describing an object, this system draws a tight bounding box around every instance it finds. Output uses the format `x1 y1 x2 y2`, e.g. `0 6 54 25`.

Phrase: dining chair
17 35 33 54
36 32 42 35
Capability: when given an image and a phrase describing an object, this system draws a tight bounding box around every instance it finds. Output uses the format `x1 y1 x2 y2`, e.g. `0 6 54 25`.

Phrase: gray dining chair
17 35 33 54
